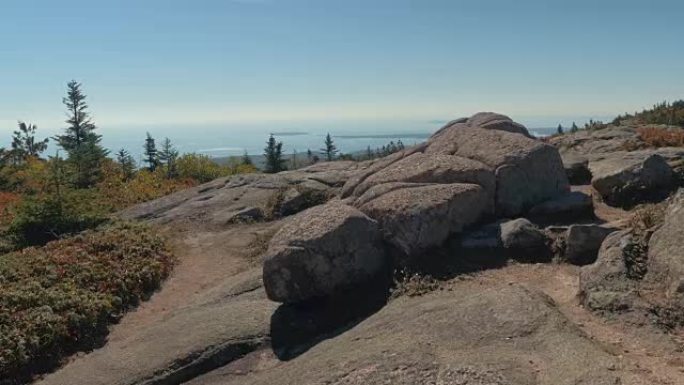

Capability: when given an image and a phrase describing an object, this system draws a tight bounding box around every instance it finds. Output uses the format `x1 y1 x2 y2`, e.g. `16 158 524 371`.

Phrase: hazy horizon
0 114 611 159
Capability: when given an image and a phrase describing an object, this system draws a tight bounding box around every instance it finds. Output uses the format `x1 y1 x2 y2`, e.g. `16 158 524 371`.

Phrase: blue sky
1 0 683 137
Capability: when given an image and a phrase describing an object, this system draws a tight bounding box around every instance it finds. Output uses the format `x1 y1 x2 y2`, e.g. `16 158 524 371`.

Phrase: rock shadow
269 270 391 361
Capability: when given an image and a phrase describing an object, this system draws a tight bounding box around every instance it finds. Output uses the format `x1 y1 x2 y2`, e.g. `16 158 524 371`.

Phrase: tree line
261 133 406 173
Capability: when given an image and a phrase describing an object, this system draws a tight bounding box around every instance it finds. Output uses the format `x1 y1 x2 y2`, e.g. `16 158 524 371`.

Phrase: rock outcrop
580 189 684 316
119 161 369 225
579 231 642 311
262 113 570 303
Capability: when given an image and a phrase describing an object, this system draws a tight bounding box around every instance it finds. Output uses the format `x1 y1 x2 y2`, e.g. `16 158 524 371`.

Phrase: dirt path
105 224 273 343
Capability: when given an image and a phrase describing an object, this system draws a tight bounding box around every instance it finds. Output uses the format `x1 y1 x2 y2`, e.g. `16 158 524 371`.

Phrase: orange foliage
97 160 197 210
637 126 684 148
0 192 21 225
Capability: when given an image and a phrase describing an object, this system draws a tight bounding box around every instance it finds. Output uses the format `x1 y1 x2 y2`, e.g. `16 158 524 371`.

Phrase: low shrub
7 189 110 247
0 222 174 383
629 202 667 233
636 126 684 148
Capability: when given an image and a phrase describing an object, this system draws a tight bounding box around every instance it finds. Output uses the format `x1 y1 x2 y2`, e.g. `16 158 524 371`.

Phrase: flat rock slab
37 277 277 385
118 162 369 226
189 284 623 385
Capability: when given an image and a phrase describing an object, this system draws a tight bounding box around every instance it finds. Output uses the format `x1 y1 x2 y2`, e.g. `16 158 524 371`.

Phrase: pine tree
241 150 253 166
144 132 159 172
571 122 579 133
11 121 48 164
263 134 286 173
158 137 179 178
116 148 136 181
557 124 564 135
366 145 373 160
306 149 313 164
397 140 405 150
290 149 298 170
321 133 337 161
54 81 107 188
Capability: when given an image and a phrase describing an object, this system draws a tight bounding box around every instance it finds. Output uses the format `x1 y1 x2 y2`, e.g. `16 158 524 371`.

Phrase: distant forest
613 100 684 127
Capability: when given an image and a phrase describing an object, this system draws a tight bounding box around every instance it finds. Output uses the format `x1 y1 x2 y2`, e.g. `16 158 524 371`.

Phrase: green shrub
0 221 174 383
176 153 233 183
7 189 110 247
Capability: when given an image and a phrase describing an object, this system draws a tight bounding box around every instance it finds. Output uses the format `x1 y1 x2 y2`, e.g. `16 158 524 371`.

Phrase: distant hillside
614 100 684 127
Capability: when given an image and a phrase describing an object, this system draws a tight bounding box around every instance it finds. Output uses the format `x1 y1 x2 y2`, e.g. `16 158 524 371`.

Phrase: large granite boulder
590 153 673 207
643 189 684 303
425 123 569 216
262 202 387 303
358 183 490 257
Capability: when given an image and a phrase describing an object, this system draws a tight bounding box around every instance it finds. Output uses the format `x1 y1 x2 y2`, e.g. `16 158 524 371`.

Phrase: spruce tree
158 137 179 178
263 134 285 173
12 122 48 164
116 148 136 181
557 124 564 135
291 149 298 170
241 150 253 166
54 81 107 188
321 133 337 161
143 132 159 172
571 122 579 133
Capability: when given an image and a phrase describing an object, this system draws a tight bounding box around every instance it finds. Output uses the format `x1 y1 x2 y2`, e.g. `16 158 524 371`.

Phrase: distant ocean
100 123 560 162
1 120 560 162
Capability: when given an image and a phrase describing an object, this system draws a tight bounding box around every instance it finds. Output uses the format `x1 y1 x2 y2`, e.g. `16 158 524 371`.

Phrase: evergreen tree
557 124 564 135
290 149 298 170
321 133 337 161
116 148 136 180
11 122 48 164
397 140 405 150
263 134 286 173
366 145 373 160
54 81 107 188
158 137 179 178
306 149 313 164
143 132 159 171
241 150 253 166
570 122 579 133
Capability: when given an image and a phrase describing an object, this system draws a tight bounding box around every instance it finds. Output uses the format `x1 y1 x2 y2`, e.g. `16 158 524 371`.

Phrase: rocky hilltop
37 113 684 385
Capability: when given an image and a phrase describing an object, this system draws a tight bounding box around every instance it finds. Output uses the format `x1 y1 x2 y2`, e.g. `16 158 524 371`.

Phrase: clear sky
1 0 683 134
